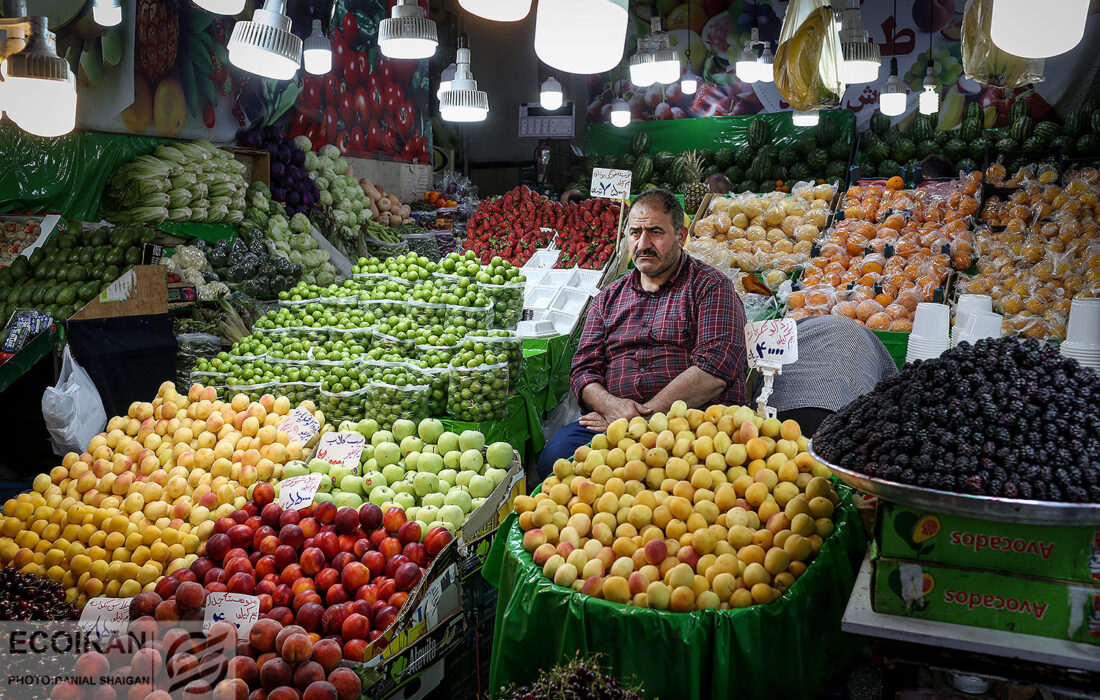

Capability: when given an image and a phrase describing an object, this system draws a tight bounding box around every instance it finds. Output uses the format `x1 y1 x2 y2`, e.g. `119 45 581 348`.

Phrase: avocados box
878 502 1100 584
872 556 1100 646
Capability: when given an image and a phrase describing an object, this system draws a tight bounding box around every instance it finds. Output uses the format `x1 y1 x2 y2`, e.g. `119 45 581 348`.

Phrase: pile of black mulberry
813 337 1100 503
0 566 79 620
501 655 644 700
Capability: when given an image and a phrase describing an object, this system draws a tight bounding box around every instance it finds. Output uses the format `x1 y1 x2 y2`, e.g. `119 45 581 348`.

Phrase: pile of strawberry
464 187 621 270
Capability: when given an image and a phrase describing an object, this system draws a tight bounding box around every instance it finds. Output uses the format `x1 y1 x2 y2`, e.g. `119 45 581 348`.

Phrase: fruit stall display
959 163 1100 340
0 382 299 608
787 175 980 329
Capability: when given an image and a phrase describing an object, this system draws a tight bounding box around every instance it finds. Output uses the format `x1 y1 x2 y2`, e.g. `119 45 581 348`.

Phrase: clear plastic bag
408 347 456 415
479 281 526 329
402 232 441 261
774 0 843 111
962 0 1045 89
227 382 278 404
446 362 510 422
363 235 408 260
274 381 320 407
319 385 370 424
464 332 522 391
447 301 494 333
361 361 431 425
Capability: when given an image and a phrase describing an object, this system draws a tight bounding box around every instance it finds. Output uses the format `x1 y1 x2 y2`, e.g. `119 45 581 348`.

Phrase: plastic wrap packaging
741 293 781 323
406 300 451 328
402 232 441 261
479 280 525 329
348 272 392 298
187 370 227 397
226 382 277 404
175 332 222 392
409 344 458 415
361 362 430 425
774 0 843 111
684 237 732 276
447 301 494 333
446 362 510 422
363 234 408 260
433 229 459 257
274 381 320 407
465 332 523 391
962 0 1045 88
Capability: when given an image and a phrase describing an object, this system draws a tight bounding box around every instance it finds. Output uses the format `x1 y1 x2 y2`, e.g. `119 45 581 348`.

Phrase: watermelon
747 155 770 181
963 101 982 123
748 119 771 149
826 161 847 179
879 160 903 178
668 156 687 183
761 145 779 160
715 148 736 168
698 149 716 167
1009 99 1031 122
770 165 784 182
865 136 890 164
796 133 817 153
956 158 977 172
1010 116 1033 142
738 180 756 193
631 132 650 155
960 118 982 142
1081 98 1100 114
1077 134 1100 154
735 148 754 168
816 117 840 146
807 148 830 171
604 155 621 169
829 140 851 160
870 110 891 136
1032 121 1061 143
1050 135 1073 154
653 151 675 170
779 146 800 167
917 140 939 158
945 138 967 162
995 137 1018 152
642 183 659 191
724 164 744 182
1022 137 1045 151
1064 109 1088 137
705 165 723 178
970 137 991 161
790 162 811 180
934 130 951 146
633 154 654 184
910 114 935 142
892 138 916 162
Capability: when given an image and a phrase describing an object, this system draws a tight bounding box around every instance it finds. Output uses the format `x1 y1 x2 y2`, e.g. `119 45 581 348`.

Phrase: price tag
590 168 632 200
278 473 323 510
279 406 320 445
203 593 260 636
99 269 136 302
78 597 132 641
313 431 366 473
745 319 799 369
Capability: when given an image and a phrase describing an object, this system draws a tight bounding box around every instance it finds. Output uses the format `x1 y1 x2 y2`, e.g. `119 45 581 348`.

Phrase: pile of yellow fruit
0 382 317 608
517 402 840 612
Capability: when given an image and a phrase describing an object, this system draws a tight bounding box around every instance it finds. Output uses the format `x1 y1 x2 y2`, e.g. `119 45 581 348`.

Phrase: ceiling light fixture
991 0 1088 59
540 76 563 110
92 0 121 27
437 61 456 100
757 43 774 83
228 0 302 80
919 63 938 115
879 58 906 116
191 0 247 15
735 27 761 83
793 109 819 127
1 15 77 137
459 0 531 22
378 0 438 60
303 19 331 75
610 98 630 128
629 35 656 87
838 0 880 84
534 0 628 74
439 34 488 122
648 17 681 84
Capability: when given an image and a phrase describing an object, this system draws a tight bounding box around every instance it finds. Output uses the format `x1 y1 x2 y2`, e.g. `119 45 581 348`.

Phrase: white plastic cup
956 294 993 318
1064 297 1100 348
911 303 951 341
959 310 1004 343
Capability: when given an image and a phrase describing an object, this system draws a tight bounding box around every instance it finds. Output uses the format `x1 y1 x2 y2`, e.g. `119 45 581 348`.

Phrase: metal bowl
807 439 1100 526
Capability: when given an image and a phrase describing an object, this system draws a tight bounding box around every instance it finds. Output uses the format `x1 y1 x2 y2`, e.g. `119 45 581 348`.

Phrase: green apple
422 445 437 454
400 435 424 455
421 492 445 509
459 430 485 452
333 491 363 509
459 449 484 472
392 480 415 496
439 504 465 530
405 451 421 470
339 475 364 496
362 471 388 490
316 477 333 494
308 458 332 474
468 475 494 499
329 465 353 485
246 483 256 499
282 461 310 478
381 464 405 484
405 506 420 522
360 444 375 463
392 419 416 441
455 470 477 487
371 430 394 447
443 489 472 513
438 468 457 485
338 420 358 432
380 501 397 512
368 485 395 506
417 418 444 444
485 442 514 469
471 497 486 510
418 505 439 523
437 431 461 454
393 492 416 510
413 472 440 498
375 442 401 467
418 452 444 474
362 457 378 473
438 479 452 493
356 418 380 439
313 492 333 503
484 467 508 487
443 451 462 470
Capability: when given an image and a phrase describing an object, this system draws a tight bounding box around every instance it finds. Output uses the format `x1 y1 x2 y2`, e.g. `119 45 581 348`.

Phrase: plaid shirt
571 253 747 407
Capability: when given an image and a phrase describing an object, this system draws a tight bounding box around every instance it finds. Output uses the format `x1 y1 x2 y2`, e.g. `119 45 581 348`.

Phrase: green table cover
482 488 867 699
0 329 58 394
871 330 910 370
441 393 544 457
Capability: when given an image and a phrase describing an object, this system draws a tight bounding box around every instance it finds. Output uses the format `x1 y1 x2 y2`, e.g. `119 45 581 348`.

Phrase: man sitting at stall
536 189 747 478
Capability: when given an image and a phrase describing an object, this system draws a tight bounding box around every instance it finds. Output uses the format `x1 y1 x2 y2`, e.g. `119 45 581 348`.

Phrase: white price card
99 269 136 302
279 406 320 445
590 168 632 200
278 473 323 510
745 319 799 369
313 431 366 472
78 597 132 641
203 593 261 636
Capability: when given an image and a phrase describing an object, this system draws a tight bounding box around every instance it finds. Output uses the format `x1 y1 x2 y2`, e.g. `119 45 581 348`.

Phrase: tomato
394 98 413 140
331 32 349 79
322 105 338 144
400 138 417 163
342 11 359 45
301 73 321 108
377 55 393 86
379 127 398 157
384 82 404 119
368 74 385 120
344 52 361 90
336 130 350 154
367 121 382 152
289 111 310 138
354 86 371 126
325 73 340 104
390 56 417 86
349 125 366 154
355 53 369 89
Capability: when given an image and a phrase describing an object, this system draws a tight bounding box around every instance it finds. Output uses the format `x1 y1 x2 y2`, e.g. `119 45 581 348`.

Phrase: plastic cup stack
955 310 1004 346
952 294 993 347
906 302 951 363
1060 297 1100 370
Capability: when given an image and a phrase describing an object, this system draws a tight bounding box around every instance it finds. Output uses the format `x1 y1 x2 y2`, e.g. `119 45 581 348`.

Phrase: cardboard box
457 451 525 545
71 265 168 320
221 147 270 186
879 502 1100 584
872 556 1100 646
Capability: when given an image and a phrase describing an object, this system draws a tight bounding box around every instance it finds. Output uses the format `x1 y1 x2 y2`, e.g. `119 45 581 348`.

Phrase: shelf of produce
0 328 58 394
842 551 1100 672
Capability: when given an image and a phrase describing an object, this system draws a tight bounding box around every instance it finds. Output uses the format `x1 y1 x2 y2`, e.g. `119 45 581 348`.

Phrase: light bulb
535 0 629 75
4 17 77 138
437 62 456 100
838 0 880 85
379 0 438 60
793 109 819 127
629 36 656 87
540 76 563 110
650 34 680 85
919 66 938 115
92 0 122 27
991 0 1088 59
756 45 774 83
459 0 532 22
680 70 699 96
192 0 247 14
228 0 302 81
303 20 332 75
440 39 488 122
610 99 630 127
735 43 758 83
879 59 906 117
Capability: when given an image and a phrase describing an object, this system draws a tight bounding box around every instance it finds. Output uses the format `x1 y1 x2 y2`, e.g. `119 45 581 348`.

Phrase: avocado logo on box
892 511 940 556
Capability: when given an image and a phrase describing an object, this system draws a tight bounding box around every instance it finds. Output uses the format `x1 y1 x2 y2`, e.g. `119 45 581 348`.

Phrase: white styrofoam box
573 282 600 297
529 308 551 322
543 267 579 288
573 268 602 289
523 248 560 270
522 267 548 287
549 287 590 316
548 309 579 335
516 319 557 337
524 284 558 310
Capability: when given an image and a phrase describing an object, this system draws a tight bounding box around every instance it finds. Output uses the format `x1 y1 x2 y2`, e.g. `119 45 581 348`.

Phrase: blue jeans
536 421 599 481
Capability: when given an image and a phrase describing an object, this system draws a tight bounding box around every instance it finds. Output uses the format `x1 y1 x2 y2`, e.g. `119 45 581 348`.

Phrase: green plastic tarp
157 222 239 243
0 125 170 221
441 392 544 457
482 487 867 699
522 334 580 415
585 111 855 157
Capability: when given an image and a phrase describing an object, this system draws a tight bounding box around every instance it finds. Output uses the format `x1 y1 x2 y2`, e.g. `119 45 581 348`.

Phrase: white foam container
516 319 557 338
524 284 559 310
549 287 590 316
543 268 580 288
522 267 549 287
548 309 580 335
522 248 560 270
573 268 602 290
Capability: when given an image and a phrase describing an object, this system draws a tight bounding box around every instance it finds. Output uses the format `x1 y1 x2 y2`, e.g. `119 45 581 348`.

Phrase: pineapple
680 151 707 216
136 0 180 82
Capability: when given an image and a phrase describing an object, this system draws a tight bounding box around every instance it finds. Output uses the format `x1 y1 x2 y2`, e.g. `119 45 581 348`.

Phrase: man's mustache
636 249 659 257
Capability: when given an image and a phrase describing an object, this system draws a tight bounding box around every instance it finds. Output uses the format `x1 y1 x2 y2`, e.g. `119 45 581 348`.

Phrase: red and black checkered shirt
571 253 747 407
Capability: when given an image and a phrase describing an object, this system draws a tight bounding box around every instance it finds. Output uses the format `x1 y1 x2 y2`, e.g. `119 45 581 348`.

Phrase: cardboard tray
71 265 168 320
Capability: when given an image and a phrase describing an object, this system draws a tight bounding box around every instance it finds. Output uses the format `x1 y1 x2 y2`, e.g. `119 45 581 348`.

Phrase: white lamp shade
880 90 906 117
610 99 630 127
681 74 698 95
540 77 563 110
756 59 774 83
304 47 332 74
991 0 1088 58
440 104 487 122
919 87 939 115
379 37 437 60
792 109 819 126
92 0 122 27
735 58 758 83
192 0 247 14
459 0 532 22
629 61 656 87
230 43 300 80
535 0 628 74
653 57 680 84
840 59 879 85
6 75 76 137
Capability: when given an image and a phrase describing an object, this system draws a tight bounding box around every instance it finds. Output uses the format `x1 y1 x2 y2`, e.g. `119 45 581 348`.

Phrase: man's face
626 202 687 280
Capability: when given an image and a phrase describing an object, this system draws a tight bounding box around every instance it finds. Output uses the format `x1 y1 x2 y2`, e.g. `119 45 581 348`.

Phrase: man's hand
578 412 609 432
603 396 650 423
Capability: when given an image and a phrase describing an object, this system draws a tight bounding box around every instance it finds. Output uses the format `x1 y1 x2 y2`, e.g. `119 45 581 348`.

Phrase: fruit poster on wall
35 0 302 140
588 1 1100 128
287 0 432 164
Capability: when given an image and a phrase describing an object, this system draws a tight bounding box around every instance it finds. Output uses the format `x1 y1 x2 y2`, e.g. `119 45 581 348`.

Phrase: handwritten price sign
278 473 323 510
203 593 260 636
590 168 632 200
279 406 320 445
78 597 133 641
745 319 799 369
313 431 366 473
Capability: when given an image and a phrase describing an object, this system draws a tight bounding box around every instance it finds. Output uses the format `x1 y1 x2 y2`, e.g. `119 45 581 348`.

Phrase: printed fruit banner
287 0 432 164
588 1 1100 128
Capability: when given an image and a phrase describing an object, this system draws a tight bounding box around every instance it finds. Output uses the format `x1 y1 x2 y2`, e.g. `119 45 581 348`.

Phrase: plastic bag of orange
774 0 843 112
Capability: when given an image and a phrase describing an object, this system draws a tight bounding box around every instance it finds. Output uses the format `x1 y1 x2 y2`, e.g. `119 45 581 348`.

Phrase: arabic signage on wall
587 0 1100 128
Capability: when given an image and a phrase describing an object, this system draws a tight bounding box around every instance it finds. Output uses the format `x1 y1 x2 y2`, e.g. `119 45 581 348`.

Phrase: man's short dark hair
627 189 685 231
918 154 954 179
563 190 584 205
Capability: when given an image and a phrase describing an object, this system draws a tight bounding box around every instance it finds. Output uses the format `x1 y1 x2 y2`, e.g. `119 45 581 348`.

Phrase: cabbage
319 145 340 159
290 213 311 233
319 191 333 207
293 136 312 152
335 157 349 174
